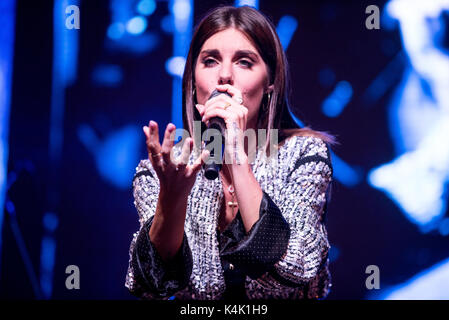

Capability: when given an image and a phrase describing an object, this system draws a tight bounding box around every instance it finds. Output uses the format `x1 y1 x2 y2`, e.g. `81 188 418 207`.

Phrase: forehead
201 28 258 54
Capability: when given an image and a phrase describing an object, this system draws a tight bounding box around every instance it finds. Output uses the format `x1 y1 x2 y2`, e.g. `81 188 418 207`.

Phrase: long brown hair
182 5 335 151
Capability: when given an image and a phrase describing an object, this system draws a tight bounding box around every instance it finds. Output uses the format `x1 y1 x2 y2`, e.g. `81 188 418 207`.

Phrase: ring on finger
235 97 243 105
176 163 186 171
224 102 231 110
151 152 162 158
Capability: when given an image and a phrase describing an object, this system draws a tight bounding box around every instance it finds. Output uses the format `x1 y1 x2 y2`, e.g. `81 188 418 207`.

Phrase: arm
125 160 193 300
222 136 333 299
126 121 208 299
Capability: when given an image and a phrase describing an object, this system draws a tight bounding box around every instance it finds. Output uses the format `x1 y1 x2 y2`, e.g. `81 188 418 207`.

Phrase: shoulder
279 134 331 160
132 159 157 185
278 134 333 177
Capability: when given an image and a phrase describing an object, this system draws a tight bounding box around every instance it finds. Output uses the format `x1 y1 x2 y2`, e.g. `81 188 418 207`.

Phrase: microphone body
203 90 232 180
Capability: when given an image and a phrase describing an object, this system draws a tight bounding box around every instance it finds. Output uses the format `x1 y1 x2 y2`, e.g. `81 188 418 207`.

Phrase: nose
218 62 233 85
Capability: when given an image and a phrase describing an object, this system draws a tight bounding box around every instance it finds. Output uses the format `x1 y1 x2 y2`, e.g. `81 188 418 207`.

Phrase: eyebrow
199 49 259 61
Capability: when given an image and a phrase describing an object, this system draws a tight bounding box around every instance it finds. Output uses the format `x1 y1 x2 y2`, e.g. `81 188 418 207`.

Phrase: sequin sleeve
125 159 193 299
246 136 333 299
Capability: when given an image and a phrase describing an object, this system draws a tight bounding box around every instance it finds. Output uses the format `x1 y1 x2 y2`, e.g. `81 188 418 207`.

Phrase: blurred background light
78 124 141 189
277 15 298 50
235 0 259 8
0 0 16 271
377 257 449 299
107 22 125 40
322 81 353 117
126 16 147 35
136 0 156 16
165 56 186 78
91 64 123 87
161 15 174 33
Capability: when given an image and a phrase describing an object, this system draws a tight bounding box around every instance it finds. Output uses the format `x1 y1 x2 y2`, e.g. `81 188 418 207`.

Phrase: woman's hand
143 121 209 199
195 84 249 165
196 84 247 130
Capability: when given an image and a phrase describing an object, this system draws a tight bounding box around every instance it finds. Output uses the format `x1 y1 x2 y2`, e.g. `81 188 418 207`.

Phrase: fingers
202 102 247 128
161 123 176 165
215 84 244 104
176 137 193 170
195 103 205 115
205 93 241 110
188 149 210 177
145 121 163 168
143 121 212 180
202 107 234 125
145 121 161 154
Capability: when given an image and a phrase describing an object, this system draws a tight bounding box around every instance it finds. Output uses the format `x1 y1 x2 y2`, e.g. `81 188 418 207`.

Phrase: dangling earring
264 92 271 110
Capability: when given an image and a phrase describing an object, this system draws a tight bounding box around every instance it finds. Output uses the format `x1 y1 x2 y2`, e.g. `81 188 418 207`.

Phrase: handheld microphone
203 90 231 180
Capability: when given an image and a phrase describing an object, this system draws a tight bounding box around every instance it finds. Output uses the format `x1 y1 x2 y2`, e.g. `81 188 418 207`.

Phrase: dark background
1 0 448 300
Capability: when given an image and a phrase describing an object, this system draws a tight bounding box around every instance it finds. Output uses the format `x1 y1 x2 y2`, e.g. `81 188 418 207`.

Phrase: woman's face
194 28 273 129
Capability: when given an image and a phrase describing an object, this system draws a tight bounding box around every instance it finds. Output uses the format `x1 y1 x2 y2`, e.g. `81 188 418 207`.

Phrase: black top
130 192 291 300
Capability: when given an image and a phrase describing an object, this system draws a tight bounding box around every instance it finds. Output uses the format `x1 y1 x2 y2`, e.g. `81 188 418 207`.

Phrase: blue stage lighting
330 151 362 187
43 212 59 233
78 124 141 189
235 0 259 8
0 0 16 268
277 15 298 50
165 56 186 78
137 0 156 16
161 15 174 33
91 64 123 87
126 16 147 35
107 22 125 40
374 257 449 299
322 81 353 117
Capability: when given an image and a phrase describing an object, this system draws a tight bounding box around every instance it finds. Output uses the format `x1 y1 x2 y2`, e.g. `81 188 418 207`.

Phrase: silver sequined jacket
125 135 333 300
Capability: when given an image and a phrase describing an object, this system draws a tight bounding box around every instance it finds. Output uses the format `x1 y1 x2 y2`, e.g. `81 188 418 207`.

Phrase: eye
203 58 217 67
239 60 253 68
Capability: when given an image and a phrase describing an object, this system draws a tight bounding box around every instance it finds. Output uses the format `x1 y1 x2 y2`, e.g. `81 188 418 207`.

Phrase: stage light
91 64 123 87
330 151 362 187
322 81 353 117
78 124 141 189
172 0 191 33
439 218 449 236
277 15 298 50
235 0 259 8
369 0 449 233
126 16 147 35
43 213 59 232
136 0 156 16
107 22 125 40
161 15 174 33
165 56 186 78
375 257 449 299
169 0 193 128
0 0 16 268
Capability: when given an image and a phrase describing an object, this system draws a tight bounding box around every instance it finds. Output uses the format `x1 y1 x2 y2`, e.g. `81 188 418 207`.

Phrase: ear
266 84 274 94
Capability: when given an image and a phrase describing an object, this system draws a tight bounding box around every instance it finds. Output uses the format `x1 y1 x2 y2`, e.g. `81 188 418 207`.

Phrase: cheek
194 69 215 104
238 78 266 115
